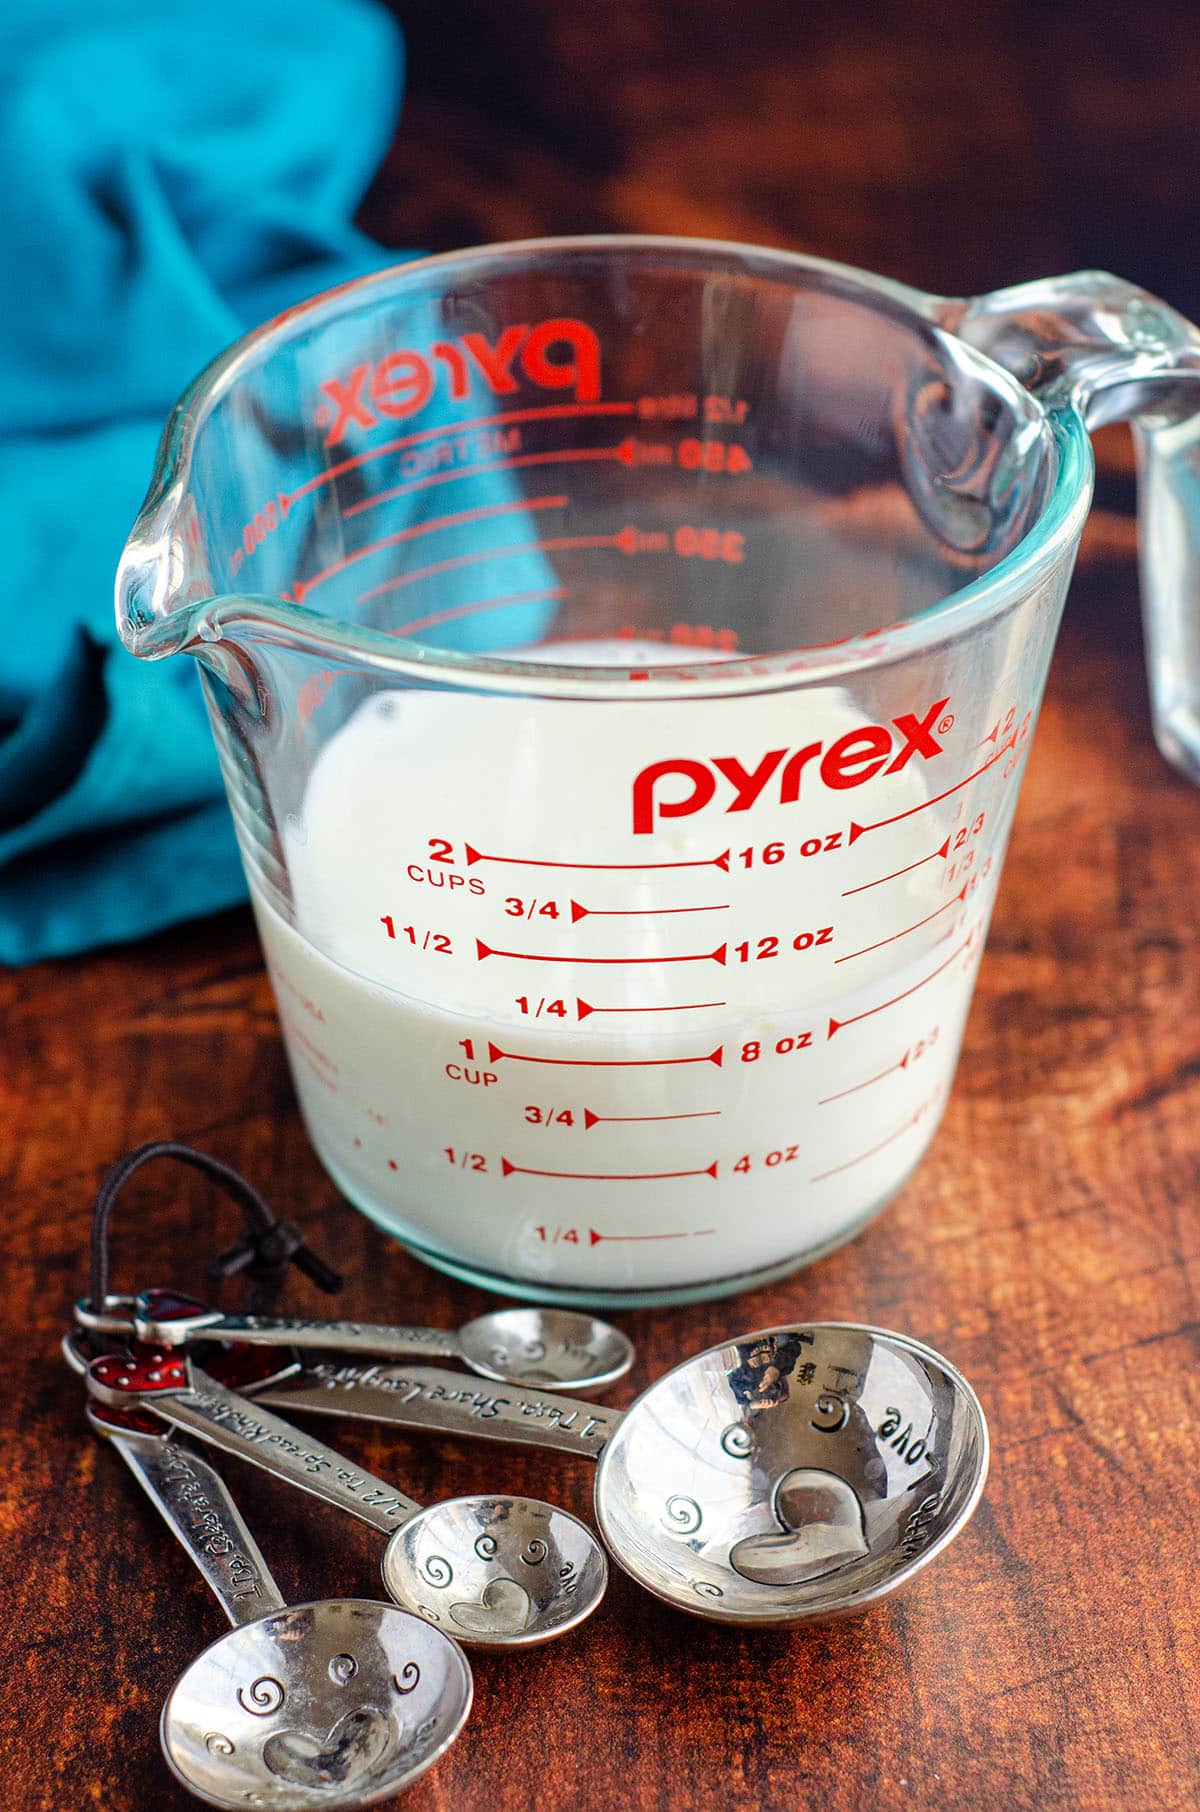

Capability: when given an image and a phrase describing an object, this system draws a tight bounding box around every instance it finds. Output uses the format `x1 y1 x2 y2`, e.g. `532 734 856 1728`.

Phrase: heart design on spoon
137 1288 216 1324
262 1705 396 1787
449 1576 532 1635
728 1468 869 1586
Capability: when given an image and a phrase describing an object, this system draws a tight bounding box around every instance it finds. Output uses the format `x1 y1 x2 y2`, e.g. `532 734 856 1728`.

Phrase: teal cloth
0 0 409 963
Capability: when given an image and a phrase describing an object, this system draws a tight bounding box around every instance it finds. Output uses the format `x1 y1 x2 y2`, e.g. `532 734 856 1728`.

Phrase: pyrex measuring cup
116 238 1200 1306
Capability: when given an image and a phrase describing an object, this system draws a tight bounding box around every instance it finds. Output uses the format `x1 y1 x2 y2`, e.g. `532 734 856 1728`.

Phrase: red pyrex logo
631 699 952 834
317 317 602 446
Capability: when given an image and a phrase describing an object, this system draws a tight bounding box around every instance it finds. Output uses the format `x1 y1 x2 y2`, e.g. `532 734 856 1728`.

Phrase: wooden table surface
5 4 1200 1808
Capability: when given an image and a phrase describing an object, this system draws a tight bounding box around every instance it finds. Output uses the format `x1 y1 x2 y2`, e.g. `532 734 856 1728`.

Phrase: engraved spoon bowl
457 1307 634 1390
381 1495 608 1650
592 1322 989 1626
162 1598 472 1810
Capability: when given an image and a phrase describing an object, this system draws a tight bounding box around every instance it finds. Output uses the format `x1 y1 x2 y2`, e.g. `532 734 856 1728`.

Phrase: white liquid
252 645 1008 1297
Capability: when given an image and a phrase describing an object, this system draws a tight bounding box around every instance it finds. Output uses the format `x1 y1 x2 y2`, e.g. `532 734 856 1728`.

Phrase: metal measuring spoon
76 1288 634 1391
87 1398 472 1810
84 1342 608 1650
248 1322 990 1627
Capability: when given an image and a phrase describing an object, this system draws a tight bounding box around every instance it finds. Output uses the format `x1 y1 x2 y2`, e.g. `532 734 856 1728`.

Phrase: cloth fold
0 0 409 963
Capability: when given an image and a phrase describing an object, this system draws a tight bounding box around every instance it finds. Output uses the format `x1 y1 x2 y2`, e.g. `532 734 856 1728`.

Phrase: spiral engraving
692 1579 724 1599
416 1603 442 1623
720 1422 753 1459
519 1538 549 1565
420 1554 454 1588
811 1393 850 1433
473 1533 499 1561
328 1653 358 1685
392 1662 421 1694
203 1732 235 1755
236 1676 284 1717
664 1494 703 1534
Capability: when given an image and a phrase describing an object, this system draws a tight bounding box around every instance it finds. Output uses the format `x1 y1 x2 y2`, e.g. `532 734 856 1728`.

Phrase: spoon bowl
457 1307 634 1391
162 1597 472 1810
592 1323 988 1625
382 1496 608 1650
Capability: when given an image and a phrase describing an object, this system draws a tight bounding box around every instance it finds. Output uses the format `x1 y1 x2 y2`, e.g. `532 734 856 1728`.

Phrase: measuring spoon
87 1397 472 1810
77 1287 634 1391
248 1322 990 1627
84 1342 607 1650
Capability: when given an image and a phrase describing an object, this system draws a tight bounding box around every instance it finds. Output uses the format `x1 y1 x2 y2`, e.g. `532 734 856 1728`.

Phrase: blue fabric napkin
0 0 409 963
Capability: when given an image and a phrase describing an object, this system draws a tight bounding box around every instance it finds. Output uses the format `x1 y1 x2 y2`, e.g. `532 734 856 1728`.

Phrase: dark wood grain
4 4 1200 1807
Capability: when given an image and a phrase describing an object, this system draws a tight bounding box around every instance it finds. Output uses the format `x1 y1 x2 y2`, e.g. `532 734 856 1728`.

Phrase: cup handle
937 270 1200 781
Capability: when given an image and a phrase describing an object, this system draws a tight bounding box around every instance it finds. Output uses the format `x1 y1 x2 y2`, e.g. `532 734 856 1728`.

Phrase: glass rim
123 233 1096 700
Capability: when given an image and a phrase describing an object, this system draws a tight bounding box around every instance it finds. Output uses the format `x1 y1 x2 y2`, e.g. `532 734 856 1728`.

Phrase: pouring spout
115 474 216 661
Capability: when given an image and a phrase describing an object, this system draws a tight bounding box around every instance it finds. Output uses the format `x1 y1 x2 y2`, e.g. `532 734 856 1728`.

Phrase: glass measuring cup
116 238 1200 1306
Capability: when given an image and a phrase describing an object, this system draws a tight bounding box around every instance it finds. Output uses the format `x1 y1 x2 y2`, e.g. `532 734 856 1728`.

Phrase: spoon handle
97 1418 286 1628
157 1311 463 1364
74 1294 462 1363
146 1366 424 1534
256 1361 622 1460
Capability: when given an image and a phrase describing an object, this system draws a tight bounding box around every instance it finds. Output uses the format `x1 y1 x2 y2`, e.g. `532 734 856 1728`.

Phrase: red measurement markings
343 441 647 519
390 584 566 640
977 715 1019 747
576 997 726 1018
356 532 624 605
501 1158 718 1181
281 403 638 510
589 1226 716 1244
467 845 731 872
584 1108 720 1128
841 837 951 897
477 939 727 966
570 899 728 922
810 1094 940 1183
848 736 1017 840
487 1042 724 1068
289 496 567 604
834 885 968 964
817 1051 911 1104
827 929 977 1037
